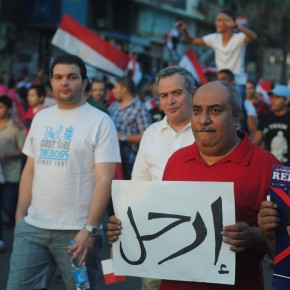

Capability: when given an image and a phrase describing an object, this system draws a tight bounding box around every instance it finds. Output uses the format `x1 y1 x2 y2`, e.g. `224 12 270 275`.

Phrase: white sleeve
244 100 257 117
93 116 121 163
202 33 217 47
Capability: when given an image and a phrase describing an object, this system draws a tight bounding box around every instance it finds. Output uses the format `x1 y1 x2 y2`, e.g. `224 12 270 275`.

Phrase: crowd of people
0 8 290 290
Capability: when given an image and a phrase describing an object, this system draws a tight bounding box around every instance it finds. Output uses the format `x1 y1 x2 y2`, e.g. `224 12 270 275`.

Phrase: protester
107 80 280 290
144 80 165 123
7 54 121 290
0 96 25 252
216 69 258 140
245 80 270 120
253 84 290 166
43 82 57 107
108 77 152 180
176 10 257 99
132 66 196 290
85 80 107 113
24 84 47 134
90 79 108 107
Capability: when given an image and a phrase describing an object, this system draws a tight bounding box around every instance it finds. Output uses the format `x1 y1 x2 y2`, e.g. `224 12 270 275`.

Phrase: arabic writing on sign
120 197 228 274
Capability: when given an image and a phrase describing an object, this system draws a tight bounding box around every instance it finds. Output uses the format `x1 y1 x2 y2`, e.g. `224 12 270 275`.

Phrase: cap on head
268 84 290 99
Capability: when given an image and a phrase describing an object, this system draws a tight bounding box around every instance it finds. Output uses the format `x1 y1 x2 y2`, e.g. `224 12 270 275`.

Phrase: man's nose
199 111 211 124
167 94 175 105
61 78 69 85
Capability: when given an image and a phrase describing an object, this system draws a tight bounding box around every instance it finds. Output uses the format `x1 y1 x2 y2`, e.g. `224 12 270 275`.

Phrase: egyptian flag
101 259 126 285
179 48 208 85
52 14 129 77
256 79 272 104
165 28 179 57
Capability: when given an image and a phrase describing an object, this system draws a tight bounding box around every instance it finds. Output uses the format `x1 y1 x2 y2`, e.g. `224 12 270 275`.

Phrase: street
0 212 141 290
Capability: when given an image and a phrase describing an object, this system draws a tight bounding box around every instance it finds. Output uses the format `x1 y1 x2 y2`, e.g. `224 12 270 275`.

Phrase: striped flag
52 14 129 77
256 79 272 104
101 259 126 285
179 48 208 85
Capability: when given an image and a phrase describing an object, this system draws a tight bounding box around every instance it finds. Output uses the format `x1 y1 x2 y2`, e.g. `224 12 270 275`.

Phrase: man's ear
233 110 242 124
83 79 89 91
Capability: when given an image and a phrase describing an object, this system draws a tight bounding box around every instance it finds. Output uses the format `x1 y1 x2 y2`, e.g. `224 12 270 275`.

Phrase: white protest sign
112 180 235 285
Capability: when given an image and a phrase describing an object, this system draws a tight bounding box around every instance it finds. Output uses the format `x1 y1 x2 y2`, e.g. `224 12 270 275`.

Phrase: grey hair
155 66 196 94
217 81 242 113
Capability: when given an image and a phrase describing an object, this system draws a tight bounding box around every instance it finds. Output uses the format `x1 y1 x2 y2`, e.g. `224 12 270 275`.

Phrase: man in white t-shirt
7 54 121 290
176 10 257 100
107 66 196 290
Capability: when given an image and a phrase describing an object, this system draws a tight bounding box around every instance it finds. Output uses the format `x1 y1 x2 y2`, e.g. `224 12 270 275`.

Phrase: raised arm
175 20 205 46
224 16 257 43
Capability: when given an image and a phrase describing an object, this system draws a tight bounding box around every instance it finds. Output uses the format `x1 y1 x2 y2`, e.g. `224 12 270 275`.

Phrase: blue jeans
7 219 103 290
0 182 19 239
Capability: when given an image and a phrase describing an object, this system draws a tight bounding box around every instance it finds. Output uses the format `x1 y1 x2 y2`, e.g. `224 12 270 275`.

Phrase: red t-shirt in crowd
160 131 280 290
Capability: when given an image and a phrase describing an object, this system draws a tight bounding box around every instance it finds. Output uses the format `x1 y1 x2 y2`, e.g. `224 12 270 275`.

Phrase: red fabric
24 106 45 134
104 273 126 285
114 163 124 180
160 132 280 290
59 14 129 70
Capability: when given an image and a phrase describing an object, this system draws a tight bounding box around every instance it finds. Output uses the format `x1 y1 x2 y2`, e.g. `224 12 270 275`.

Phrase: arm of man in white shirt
69 162 116 264
15 157 34 223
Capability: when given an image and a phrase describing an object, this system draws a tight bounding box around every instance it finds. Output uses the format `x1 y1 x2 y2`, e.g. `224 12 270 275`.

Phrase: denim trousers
0 182 19 239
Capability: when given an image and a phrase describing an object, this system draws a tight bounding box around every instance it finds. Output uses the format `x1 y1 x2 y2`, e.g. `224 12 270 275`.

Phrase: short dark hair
218 81 242 113
0 95 13 109
155 66 196 95
28 84 46 98
220 10 236 21
115 77 136 96
217 69 235 82
50 54 87 81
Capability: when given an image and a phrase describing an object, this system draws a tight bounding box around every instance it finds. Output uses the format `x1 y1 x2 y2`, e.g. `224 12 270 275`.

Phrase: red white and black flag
179 48 208 86
52 14 129 77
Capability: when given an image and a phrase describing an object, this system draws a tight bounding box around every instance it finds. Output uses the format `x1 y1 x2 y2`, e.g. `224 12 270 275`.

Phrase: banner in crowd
112 180 235 285
256 79 272 104
52 14 129 77
270 165 290 289
179 48 208 85
165 27 180 59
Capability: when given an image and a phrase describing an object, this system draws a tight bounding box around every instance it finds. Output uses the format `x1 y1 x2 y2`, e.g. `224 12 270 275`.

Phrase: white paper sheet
112 180 236 285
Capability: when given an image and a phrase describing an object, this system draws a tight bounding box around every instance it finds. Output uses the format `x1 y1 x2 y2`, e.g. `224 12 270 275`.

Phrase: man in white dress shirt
108 66 196 290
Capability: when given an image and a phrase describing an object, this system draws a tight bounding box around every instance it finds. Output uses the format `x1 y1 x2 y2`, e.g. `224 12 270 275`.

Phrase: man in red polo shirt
108 81 280 290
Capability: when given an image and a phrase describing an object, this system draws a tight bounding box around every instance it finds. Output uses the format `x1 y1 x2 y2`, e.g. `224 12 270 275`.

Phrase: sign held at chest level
112 180 235 285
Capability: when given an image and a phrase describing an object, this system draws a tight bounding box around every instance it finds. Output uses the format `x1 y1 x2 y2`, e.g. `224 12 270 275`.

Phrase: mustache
195 126 216 132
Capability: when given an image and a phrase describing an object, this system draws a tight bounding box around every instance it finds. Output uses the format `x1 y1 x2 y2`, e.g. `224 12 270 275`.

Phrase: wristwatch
83 224 99 237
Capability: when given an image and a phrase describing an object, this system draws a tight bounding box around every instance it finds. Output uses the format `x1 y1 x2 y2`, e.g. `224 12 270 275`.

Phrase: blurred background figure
253 84 290 166
108 77 152 180
144 81 164 123
246 80 270 120
24 84 46 134
216 69 258 140
0 95 25 252
85 81 107 113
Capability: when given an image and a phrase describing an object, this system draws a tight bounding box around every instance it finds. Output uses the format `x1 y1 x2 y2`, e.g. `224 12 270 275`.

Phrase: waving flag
52 14 129 77
179 48 208 85
256 79 272 104
165 28 179 59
